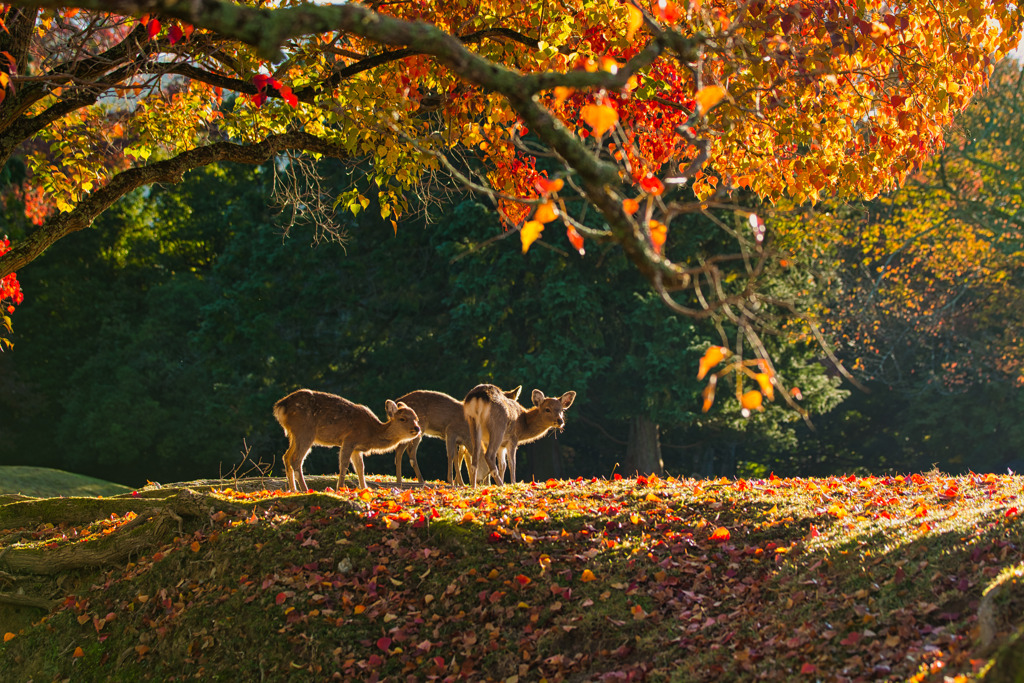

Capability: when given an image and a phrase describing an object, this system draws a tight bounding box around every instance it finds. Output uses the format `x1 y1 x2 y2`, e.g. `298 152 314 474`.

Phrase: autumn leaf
73 646 84 658
3 632 14 642
638 175 664 196
566 226 585 255
581 103 618 137
649 220 667 255
740 390 763 414
521 220 545 253
710 526 730 542
625 4 644 40
580 569 597 582
533 176 564 195
754 373 774 401
697 346 729 380
701 381 716 413
533 202 558 223
622 197 640 215
694 85 727 114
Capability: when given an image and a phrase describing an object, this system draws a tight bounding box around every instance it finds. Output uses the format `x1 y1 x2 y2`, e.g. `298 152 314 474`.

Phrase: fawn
394 386 521 485
273 389 421 492
463 384 576 485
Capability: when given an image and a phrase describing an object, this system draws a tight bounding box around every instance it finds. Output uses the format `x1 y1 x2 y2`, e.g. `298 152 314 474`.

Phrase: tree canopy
0 0 1020 405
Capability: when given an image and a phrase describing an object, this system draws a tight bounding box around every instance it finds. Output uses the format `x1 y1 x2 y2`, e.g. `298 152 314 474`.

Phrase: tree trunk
626 415 663 477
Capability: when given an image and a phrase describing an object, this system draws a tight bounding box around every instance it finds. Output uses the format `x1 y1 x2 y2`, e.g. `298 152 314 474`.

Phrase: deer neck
516 408 550 443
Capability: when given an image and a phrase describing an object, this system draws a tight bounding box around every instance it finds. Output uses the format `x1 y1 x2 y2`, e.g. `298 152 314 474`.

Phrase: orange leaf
580 569 597 582
73 646 84 658
533 201 558 223
622 197 640 215
514 574 531 587
625 4 644 40
789 386 803 401
701 382 716 413
533 176 564 194
694 85 727 114
581 103 618 137
697 346 728 380
566 226 585 255
741 390 763 412
190 541 200 553
3 632 14 642
521 220 545 253
353 604 366 614
649 219 667 254
710 526 730 541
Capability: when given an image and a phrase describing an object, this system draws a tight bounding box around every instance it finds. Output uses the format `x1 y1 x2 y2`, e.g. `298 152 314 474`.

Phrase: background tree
0 158 849 485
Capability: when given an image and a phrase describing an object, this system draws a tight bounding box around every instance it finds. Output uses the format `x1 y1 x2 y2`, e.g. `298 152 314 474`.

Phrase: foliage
773 59 1024 392
2 472 1024 681
0 0 1020 409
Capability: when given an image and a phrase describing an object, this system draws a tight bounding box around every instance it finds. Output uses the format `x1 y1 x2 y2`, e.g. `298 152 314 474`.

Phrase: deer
463 384 576 486
393 386 521 485
273 389 421 492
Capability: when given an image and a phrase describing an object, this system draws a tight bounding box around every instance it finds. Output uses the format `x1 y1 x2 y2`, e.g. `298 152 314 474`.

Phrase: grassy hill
0 466 131 498
1 471 1023 681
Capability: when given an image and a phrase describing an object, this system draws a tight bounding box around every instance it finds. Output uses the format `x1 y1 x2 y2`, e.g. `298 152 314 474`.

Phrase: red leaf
376 636 392 652
275 592 287 605
515 574 531 587
710 527 730 542
566 226 585 255
800 662 817 674
639 174 665 196
146 19 160 39
168 25 183 44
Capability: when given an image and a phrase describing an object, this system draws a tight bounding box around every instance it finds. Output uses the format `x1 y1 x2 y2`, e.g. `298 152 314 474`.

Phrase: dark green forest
2 157 1022 488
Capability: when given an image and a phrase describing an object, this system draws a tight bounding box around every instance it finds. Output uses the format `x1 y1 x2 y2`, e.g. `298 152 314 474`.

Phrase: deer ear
531 389 546 406
385 399 399 417
509 385 523 401
560 391 576 409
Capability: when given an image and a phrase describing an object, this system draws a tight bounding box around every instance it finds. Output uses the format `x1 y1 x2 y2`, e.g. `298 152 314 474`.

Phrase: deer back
395 390 465 440
274 389 419 453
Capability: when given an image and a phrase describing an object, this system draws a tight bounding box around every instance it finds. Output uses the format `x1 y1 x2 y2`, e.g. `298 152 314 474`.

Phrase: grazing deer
394 386 521 485
463 384 576 485
273 389 421 492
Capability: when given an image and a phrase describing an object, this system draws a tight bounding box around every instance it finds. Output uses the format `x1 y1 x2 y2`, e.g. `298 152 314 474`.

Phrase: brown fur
463 384 576 485
394 386 521 485
273 389 421 491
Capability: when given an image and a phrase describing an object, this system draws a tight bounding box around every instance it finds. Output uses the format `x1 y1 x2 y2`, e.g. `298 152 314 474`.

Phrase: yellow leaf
625 4 644 40
581 103 618 137
580 569 597 582
521 220 545 253
694 85 727 114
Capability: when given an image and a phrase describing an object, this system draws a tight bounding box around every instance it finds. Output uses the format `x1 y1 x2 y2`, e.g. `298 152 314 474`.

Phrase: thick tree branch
0 131 350 277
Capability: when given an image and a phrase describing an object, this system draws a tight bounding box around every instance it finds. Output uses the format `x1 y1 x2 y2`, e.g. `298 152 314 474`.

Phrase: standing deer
273 389 421 492
463 384 576 486
394 386 521 485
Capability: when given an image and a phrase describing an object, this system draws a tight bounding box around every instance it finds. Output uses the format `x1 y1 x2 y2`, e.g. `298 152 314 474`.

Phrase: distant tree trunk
626 415 663 476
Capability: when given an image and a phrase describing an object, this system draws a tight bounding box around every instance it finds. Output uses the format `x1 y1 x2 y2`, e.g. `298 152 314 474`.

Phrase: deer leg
497 448 507 483
508 446 518 484
481 431 504 485
409 437 425 484
354 452 367 490
285 434 314 492
445 434 460 486
396 434 422 485
454 445 468 487
337 444 354 490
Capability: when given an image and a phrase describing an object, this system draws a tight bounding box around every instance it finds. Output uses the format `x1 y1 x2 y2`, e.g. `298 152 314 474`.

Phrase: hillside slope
1 472 1023 681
